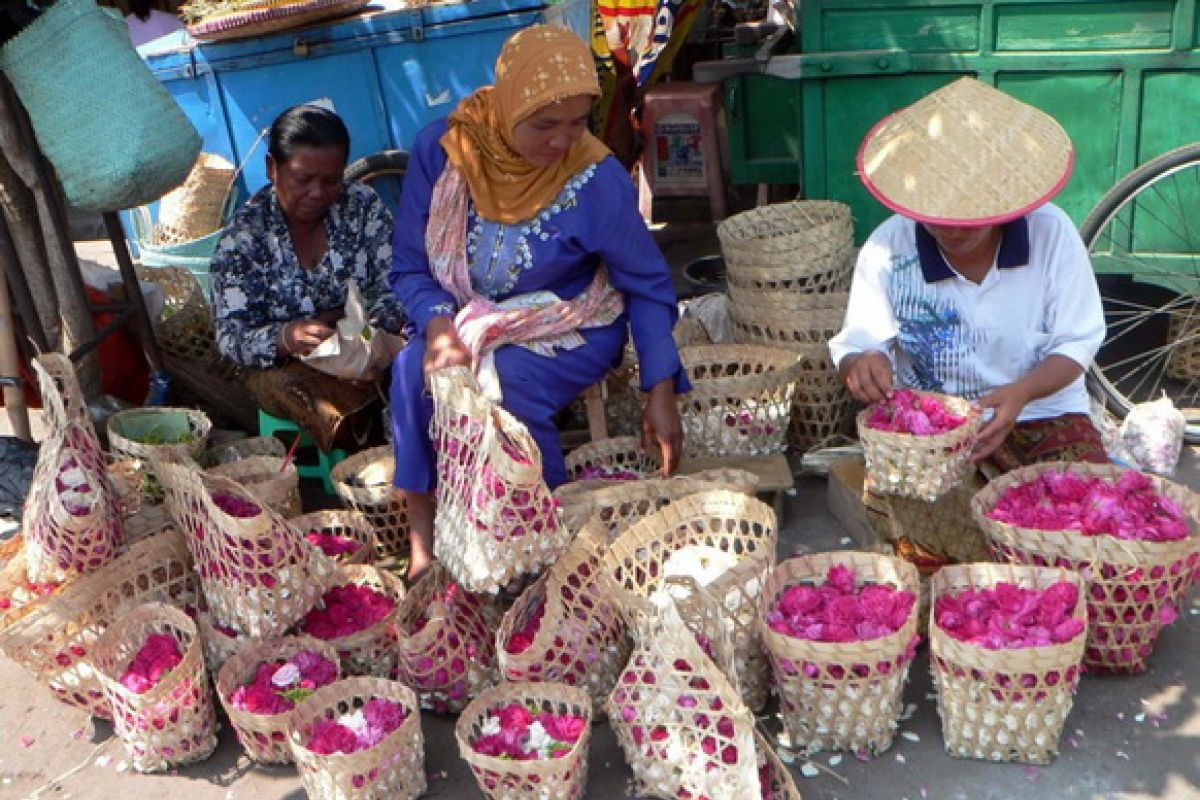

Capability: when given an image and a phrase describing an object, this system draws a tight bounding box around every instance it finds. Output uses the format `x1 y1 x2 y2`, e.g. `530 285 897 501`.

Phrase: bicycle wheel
1080 142 1200 443
345 149 408 211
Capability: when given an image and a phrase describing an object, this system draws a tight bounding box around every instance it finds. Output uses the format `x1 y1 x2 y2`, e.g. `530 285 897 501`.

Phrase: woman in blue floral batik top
212 104 406 451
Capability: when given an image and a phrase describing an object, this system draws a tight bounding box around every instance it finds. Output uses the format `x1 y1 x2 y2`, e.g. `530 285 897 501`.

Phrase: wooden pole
0 74 100 395
0 149 59 349
0 268 30 441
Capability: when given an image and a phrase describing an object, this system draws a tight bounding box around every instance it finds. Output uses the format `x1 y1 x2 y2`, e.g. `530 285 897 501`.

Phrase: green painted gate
720 0 1200 244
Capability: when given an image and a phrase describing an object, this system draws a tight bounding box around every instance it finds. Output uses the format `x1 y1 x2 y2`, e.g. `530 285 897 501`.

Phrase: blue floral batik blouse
211 182 407 369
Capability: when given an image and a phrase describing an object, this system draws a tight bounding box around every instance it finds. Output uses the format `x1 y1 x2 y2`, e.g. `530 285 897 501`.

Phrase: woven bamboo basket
288 676 426 800
194 606 251 674
785 344 856 452
429 367 569 594
0 548 64 634
457 681 593 800
1165 308 1200 380
754 729 804 800
565 436 661 481
156 460 336 639
189 0 371 41
0 531 197 718
200 435 287 466
393 563 503 713
675 344 803 459
971 461 1200 673
759 552 921 755
208 455 301 518
718 200 853 269
331 446 409 560
729 291 849 347
216 635 341 764
135 266 238 377
288 509 377 565
298 565 404 678
108 407 211 465
885 472 991 564
497 523 628 716
857 391 982 501
92 603 218 772
154 153 235 245
22 430 123 584
602 490 778 711
930 564 1086 764
607 598 761 800
554 468 760 542
596 363 642 438
31 354 102 460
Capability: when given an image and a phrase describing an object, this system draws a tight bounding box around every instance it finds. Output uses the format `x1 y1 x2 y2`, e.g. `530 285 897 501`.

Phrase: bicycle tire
345 149 409 184
1079 142 1200 443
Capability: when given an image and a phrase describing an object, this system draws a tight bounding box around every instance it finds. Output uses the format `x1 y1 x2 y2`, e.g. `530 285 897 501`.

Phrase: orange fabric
440 24 609 224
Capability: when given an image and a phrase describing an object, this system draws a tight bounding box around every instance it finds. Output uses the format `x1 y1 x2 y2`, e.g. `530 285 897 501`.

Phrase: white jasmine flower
222 286 248 312
338 709 368 735
271 663 301 688
526 721 553 757
479 715 501 738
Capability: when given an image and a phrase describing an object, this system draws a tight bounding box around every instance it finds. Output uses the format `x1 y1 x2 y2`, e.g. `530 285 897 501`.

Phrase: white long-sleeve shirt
828 203 1104 421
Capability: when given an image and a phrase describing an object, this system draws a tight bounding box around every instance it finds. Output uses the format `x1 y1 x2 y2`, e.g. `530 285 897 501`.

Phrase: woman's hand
278 319 335 357
642 378 683 477
423 316 472 374
840 350 894 405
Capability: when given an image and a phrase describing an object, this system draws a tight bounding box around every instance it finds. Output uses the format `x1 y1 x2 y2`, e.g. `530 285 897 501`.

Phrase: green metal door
727 0 1200 243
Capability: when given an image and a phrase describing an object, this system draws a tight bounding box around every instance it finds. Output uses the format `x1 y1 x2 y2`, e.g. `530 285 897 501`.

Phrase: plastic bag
301 280 404 380
1120 395 1185 475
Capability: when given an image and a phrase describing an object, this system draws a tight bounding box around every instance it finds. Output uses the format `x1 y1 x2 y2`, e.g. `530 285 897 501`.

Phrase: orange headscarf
440 24 610 225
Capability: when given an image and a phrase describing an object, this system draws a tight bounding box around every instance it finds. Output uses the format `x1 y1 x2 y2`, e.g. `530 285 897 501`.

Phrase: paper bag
301 280 404 380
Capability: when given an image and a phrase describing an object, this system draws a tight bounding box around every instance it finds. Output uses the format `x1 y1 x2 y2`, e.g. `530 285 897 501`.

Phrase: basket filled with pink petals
207 455 301 518
294 565 404 678
457 681 593 800
216 635 341 763
759 552 921 755
92 602 218 772
930 563 1087 764
289 509 378 565
857 389 982 501
564 436 662 482
971 462 1199 673
288 676 425 800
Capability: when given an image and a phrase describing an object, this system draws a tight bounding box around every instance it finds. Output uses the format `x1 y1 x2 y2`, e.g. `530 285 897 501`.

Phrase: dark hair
267 105 350 164
129 0 153 21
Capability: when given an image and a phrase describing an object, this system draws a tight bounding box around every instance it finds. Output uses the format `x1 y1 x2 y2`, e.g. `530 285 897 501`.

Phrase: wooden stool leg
583 382 609 441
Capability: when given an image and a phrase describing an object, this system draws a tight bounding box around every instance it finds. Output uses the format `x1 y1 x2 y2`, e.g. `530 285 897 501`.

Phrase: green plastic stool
258 409 347 495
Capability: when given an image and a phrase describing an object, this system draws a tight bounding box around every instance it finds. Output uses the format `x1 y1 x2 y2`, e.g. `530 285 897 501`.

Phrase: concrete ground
0 217 1197 800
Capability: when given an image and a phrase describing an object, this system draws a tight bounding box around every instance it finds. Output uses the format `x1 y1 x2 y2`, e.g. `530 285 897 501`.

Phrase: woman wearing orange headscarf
389 25 688 579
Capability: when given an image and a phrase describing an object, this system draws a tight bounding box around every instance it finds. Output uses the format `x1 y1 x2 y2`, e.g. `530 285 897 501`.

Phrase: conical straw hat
857 77 1073 226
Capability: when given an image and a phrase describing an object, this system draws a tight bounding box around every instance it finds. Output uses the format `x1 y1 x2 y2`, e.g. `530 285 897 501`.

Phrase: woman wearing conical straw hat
829 77 1108 472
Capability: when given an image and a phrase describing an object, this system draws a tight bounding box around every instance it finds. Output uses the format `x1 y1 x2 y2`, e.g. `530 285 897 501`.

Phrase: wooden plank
826 456 887 552
160 353 258 433
678 452 794 492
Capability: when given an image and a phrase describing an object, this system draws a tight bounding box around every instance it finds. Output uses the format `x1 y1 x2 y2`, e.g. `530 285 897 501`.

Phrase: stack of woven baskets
717 200 856 452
